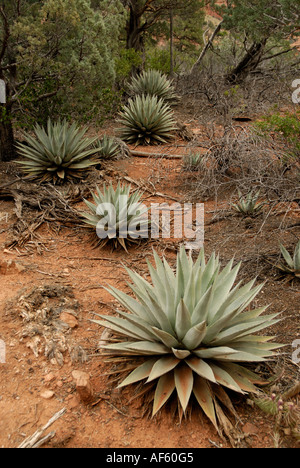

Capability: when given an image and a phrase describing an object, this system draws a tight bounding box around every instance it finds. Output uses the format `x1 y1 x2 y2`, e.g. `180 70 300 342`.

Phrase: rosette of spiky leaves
275 241 300 279
82 182 149 251
16 119 102 183
118 95 177 146
128 69 178 103
232 190 266 217
94 136 130 161
93 247 282 428
182 152 202 172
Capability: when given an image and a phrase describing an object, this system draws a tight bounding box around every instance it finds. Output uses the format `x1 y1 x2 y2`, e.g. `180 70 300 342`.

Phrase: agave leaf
94 314 155 342
116 310 158 341
204 289 266 344
182 320 207 350
183 267 196 313
193 375 218 430
151 326 180 348
207 278 256 326
216 351 269 362
145 289 174 335
175 299 191 341
212 384 240 418
147 356 180 382
146 257 167 305
198 252 219 297
92 318 146 342
67 160 97 169
172 348 191 359
118 359 157 388
294 241 300 271
215 363 259 394
280 243 294 269
207 262 241 322
106 285 157 325
193 346 239 360
16 145 50 164
124 341 170 355
210 363 244 393
57 170 65 179
152 372 176 416
179 246 193 288
191 284 214 326
211 314 281 346
102 340 169 356
174 365 194 413
186 356 216 383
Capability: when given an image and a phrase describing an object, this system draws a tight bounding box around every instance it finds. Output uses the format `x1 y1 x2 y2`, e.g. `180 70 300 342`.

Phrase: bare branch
189 21 224 74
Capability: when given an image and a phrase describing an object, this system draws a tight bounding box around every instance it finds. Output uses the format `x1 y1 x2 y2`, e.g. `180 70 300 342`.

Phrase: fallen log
130 150 185 160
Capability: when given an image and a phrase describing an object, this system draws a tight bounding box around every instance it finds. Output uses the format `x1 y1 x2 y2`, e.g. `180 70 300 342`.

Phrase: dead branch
130 150 184 159
18 407 67 448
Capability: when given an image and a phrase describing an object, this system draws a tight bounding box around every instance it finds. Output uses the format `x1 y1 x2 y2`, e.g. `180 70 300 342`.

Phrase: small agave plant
82 182 149 251
94 135 130 161
16 119 102 183
232 190 266 217
94 247 282 428
118 94 177 146
128 69 178 103
275 240 300 279
182 152 202 172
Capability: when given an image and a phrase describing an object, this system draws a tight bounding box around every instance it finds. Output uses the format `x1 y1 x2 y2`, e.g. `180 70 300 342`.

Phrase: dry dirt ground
0 118 299 449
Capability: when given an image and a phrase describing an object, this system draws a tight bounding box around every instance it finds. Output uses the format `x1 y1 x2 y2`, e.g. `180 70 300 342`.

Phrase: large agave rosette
94 247 283 428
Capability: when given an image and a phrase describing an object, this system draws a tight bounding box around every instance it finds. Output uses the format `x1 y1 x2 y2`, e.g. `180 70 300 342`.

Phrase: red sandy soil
0 119 299 449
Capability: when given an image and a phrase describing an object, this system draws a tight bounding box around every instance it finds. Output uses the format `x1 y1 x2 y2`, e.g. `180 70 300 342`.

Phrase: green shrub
254 111 300 163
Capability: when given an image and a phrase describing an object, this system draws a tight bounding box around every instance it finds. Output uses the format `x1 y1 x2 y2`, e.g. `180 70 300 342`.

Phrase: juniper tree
212 0 300 82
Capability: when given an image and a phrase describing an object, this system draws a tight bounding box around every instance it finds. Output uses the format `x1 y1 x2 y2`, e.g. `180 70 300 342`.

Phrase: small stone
59 311 78 329
40 390 55 400
44 372 56 383
242 422 259 435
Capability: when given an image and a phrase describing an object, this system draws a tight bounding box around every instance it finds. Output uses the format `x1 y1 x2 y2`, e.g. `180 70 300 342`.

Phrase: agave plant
128 69 178 103
94 247 282 428
275 240 300 279
94 135 130 161
118 94 177 146
232 190 266 217
182 152 202 172
82 182 149 251
16 119 102 183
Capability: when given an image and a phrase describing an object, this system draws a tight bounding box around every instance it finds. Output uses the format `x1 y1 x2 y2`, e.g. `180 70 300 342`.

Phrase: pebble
59 311 78 328
43 372 56 383
40 390 55 400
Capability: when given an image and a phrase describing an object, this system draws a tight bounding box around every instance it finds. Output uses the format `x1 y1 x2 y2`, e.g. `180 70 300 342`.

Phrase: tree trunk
226 39 268 83
170 9 174 77
126 6 144 52
0 104 15 162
